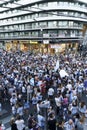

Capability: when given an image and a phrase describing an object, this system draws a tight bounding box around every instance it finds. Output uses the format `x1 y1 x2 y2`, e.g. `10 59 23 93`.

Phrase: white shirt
48 88 54 96
37 114 45 127
55 97 61 107
36 103 40 113
15 119 25 130
10 97 17 105
17 106 23 116
66 83 72 91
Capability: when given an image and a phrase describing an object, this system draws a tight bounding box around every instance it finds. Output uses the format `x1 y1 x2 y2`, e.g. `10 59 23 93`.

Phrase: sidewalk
0 109 11 120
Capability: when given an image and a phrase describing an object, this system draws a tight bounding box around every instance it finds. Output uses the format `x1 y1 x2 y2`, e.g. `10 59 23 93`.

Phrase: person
31 121 40 130
16 103 24 118
48 87 54 99
79 101 86 115
0 103 2 116
76 117 84 130
64 119 75 130
10 117 18 130
23 99 29 115
10 95 17 106
55 94 62 115
28 113 36 130
47 113 56 130
15 115 25 130
71 102 78 116
0 121 5 130
37 112 45 130
57 121 64 130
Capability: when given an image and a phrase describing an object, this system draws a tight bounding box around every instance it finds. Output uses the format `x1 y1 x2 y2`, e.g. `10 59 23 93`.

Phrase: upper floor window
69 21 73 27
69 2 74 6
58 21 68 27
39 3 48 7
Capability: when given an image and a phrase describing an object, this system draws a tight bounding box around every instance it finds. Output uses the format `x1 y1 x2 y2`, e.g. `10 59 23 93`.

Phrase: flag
54 60 59 72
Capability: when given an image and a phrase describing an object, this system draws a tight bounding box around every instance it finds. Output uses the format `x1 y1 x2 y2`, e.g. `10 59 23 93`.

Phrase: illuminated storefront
5 39 78 54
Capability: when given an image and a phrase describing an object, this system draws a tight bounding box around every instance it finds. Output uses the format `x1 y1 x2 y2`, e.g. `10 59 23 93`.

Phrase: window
39 3 43 7
81 13 85 18
21 16 25 20
63 2 68 6
14 25 19 29
59 2 64 6
69 21 73 27
53 21 57 27
48 30 57 36
68 12 74 16
39 13 48 17
25 23 32 29
31 14 35 19
58 21 68 27
75 12 80 17
24 32 29 36
39 2 48 7
58 30 65 37
63 12 68 15
48 21 54 27
69 2 74 6
32 23 37 28
13 17 18 21
39 22 47 27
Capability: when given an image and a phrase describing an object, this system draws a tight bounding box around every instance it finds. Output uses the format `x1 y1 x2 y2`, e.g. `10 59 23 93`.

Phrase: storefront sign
43 40 49 44
50 44 61 49
30 40 38 44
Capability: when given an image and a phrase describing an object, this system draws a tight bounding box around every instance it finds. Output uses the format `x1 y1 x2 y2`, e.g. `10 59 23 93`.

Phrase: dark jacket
11 123 18 130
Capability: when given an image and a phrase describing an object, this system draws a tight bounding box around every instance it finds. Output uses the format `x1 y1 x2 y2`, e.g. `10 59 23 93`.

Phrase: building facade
0 0 87 53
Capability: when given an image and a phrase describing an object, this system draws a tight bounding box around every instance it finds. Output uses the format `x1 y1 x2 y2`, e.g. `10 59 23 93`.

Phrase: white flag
54 60 59 72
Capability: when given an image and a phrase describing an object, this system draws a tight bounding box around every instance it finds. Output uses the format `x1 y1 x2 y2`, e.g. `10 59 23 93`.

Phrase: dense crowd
0 49 87 130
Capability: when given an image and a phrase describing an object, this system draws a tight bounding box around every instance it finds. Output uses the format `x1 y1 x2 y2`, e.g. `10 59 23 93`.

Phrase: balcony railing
0 34 83 41
0 25 83 32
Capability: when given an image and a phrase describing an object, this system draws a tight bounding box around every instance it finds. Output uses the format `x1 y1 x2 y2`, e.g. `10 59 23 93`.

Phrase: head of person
10 117 15 125
68 119 73 125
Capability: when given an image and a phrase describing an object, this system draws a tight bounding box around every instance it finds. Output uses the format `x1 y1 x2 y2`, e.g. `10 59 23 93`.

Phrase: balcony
0 33 83 41
0 25 83 33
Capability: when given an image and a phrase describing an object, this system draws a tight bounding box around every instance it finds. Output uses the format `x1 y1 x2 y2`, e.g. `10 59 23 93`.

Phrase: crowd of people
0 48 87 130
